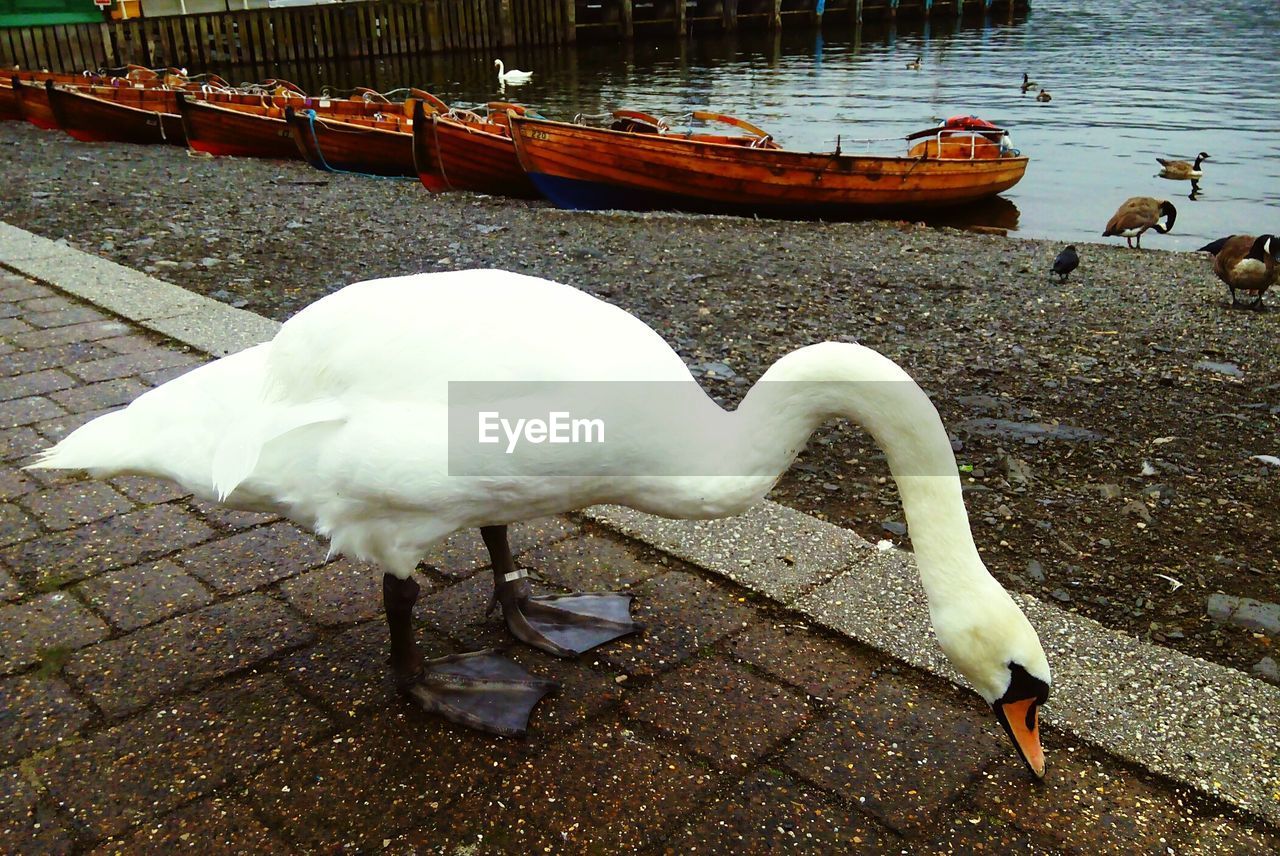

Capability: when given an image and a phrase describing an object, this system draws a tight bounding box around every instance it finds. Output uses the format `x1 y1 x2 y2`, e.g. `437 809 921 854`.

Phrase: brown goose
1035 88 1051 102
1102 197 1177 248
1198 234 1279 310
1020 72 1037 93
1157 152 1209 180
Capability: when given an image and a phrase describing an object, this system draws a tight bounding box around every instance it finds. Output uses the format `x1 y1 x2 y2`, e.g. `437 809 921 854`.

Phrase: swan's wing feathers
211 399 347 500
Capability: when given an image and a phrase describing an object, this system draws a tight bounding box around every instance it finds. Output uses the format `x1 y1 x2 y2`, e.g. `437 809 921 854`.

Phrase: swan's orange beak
995 696 1045 779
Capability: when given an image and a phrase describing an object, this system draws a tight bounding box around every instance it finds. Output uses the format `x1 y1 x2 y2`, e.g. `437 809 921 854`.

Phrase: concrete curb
3 220 1276 826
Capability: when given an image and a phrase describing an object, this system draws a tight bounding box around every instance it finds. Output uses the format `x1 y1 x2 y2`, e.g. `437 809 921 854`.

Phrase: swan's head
931 588 1052 778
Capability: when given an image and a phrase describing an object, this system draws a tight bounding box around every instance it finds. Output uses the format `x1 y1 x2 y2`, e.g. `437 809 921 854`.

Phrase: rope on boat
300 110 411 181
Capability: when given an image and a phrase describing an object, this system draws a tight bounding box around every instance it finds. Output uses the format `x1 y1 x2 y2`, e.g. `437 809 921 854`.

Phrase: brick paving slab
246 710 519 852
0 563 21 601
624 654 811 767
962 749 1200 855
64 593 314 716
86 796 295 856
659 769 897 854
32 673 330 841
395 720 719 855
0 504 215 588
25 306 111 331
415 570 507 650
8 319 132 350
0 766 74 855
0 673 92 765
186 498 279 531
47 377 149 414
782 673 1005 834
0 394 66 429
523 530 667 592
0 342 115 380
19 480 134 531
0 425 44 462
278 557 386 625
172 522 327 595
728 618 877 702
0 590 110 674
599 571 752 678
0 500 40 547
0 464 35 499
3 232 1279 853
276 620 400 722
0 368 77 401
108 474 190 505
74 560 215 631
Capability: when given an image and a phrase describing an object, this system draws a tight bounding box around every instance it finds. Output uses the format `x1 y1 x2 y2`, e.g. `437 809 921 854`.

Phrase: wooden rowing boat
410 99 539 198
508 113 1029 218
45 82 185 145
285 91 447 177
178 90 427 160
3 66 211 127
176 93 300 159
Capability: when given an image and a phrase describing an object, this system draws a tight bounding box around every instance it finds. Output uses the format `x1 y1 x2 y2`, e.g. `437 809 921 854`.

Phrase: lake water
246 0 1280 250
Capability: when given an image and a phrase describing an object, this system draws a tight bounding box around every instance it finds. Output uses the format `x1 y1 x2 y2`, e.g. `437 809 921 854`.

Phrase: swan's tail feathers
210 399 346 501
26 410 137 476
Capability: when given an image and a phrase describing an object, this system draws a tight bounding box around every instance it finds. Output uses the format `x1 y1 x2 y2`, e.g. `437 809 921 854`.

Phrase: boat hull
177 94 299 160
12 78 59 130
286 109 414 177
510 115 1028 218
46 84 185 145
414 112 539 198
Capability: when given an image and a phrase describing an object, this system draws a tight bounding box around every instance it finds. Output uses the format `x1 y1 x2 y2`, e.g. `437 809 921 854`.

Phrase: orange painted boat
178 90 420 160
4 66 206 127
11 76 60 129
410 99 539 198
509 113 1029 219
285 91 447 177
45 82 186 145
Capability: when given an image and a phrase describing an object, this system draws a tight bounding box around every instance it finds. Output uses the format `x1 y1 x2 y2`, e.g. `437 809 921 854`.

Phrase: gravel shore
2 119 1277 681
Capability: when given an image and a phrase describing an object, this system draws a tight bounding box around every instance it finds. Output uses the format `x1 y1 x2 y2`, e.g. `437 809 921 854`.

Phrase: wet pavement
2 228 1278 854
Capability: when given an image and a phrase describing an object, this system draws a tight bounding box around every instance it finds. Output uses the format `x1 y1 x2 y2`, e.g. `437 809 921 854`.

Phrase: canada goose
1035 88 1051 102
1052 245 1079 282
494 59 533 84
1102 197 1177 248
1156 152 1210 180
1020 72 1037 93
907 56 923 70
1197 234 1279 310
29 269 1052 775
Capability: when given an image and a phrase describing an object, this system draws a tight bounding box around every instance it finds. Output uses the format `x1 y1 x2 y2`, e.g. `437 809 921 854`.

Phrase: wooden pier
0 0 1026 75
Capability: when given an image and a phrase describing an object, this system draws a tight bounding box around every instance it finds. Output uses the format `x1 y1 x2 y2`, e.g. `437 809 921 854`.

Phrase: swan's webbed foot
491 570 640 657
397 650 557 737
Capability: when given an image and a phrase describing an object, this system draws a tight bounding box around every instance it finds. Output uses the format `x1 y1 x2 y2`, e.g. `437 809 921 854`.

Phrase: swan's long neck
725 343 992 602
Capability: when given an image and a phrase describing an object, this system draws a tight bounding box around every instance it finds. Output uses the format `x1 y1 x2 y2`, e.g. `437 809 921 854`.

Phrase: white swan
493 59 533 84
30 269 1051 774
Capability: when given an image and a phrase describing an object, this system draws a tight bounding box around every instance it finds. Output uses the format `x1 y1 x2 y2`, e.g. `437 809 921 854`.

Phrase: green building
0 0 104 27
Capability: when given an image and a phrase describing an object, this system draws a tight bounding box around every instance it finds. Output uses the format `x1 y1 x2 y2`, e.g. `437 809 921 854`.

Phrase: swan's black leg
481 525 641 658
384 573 555 737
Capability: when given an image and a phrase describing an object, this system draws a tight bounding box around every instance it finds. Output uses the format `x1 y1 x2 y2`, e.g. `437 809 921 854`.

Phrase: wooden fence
0 0 1025 72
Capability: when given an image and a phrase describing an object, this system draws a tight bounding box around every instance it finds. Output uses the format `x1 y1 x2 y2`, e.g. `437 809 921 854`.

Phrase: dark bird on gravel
1051 245 1079 282
1020 72 1037 93
1102 197 1177 248
26 269 1053 776
1157 152 1209 180
1197 234 1279 310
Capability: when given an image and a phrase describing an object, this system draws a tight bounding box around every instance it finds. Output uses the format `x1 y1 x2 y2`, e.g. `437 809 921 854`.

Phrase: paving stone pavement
2 264 1278 854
